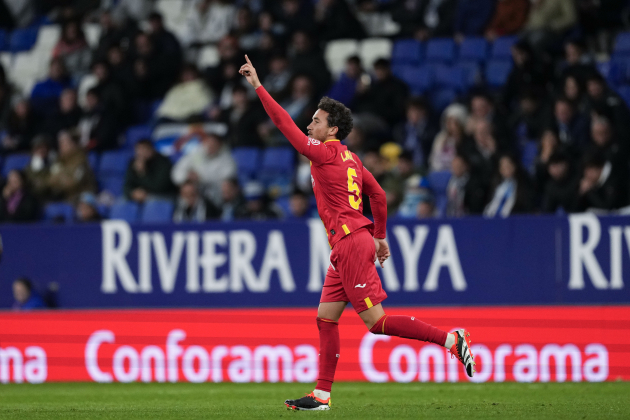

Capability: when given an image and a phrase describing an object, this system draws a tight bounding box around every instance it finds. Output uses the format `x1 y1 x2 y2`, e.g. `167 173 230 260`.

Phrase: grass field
0 382 628 419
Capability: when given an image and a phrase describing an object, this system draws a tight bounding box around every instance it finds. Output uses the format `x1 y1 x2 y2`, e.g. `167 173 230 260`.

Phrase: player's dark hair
317 96 353 140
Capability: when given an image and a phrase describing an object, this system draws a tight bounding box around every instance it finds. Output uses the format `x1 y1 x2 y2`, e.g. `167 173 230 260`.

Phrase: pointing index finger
245 54 252 65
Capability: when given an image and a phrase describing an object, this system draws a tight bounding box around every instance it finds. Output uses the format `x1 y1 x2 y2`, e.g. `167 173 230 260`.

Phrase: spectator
394 97 438 169
3 98 40 152
560 38 596 84
501 40 551 111
288 31 331 95
286 189 311 219
173 181 220 223
0 169 39 222
91 61 127 121
429 103 468 173
391 0 458 39
345 127 368 160
314 0 366 41
270 0 315 36
171 133 237 204
354 58 409 126
77 88 121 150
25 135 57 200
156 64 214 122
524 0 577 53
416 195 437 219
240 181 280 220
220 178 248 221
43 88 82 138
110 0 154 24
131 32 177 99
234 6 262 51
446 154 487 217
76 192 102 223
147 12 182 70
361 149 397 217
463 119 500 183
205 35 243 95
485 0 530 40
124 139 176 204
397 174 432 218
454 0 496 40
0 65 11 130
12 278 45 311
47 130 96 203
52 20 92 77
541 151 578 213
30 58 72 113
576 153 624 211
263 55 293 96
484 154 533 217
218 85 266 148
532 127 561 197
584 72 630 138
327 55 363 107
550 96 590 151
182 0 237 47
386 151 417 214
466 93 511 148
508 91 549 144
562 75 587 113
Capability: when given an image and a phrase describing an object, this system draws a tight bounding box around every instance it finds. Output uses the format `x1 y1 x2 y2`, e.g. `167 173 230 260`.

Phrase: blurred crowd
1 0 630 224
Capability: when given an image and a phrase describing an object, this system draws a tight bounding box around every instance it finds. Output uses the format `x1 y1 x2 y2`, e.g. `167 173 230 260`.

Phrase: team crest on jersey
308 138 321 146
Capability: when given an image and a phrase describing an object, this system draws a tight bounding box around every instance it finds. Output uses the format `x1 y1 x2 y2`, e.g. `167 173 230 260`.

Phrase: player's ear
328 126 338 138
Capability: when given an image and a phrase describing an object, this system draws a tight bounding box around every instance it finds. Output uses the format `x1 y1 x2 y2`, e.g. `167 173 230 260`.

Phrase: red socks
369 314 448 346
315 317 340 393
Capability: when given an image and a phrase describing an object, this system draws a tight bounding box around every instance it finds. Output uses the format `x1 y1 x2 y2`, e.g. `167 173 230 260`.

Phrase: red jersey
256 87 387 248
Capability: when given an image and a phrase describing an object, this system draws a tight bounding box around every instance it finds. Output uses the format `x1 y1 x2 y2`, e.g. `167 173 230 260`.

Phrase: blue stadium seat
124 125 153 149
0 30 7 51
430 89 458 114
232 147 261 180
141 200 174 223
99 175 125 197
88 152 100 173
520 141 538 173
485 60 513 88
606 58 630 86
275 196 291 217
616 85 630 108
2 153 31 176
458 37 489 63
432 64 475 92
391 39 423 65
44 203 75 223
401 65 433 94
425 38 456 63
435 194 448 218
99 150 133 177
109 201 140 223
260 147 295 175
8 27 38 52
491 36 518 60
613 32 630 56
428 171 452 194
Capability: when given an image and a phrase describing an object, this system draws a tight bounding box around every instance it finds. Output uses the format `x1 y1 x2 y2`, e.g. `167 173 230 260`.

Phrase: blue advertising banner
0 214 629 309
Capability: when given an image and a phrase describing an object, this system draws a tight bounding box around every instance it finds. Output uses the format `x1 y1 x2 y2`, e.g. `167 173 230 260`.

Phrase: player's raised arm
240 55 329 164
362 167 390 266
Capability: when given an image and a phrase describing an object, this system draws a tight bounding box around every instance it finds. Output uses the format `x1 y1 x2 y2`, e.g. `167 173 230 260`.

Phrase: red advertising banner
0 306 628 384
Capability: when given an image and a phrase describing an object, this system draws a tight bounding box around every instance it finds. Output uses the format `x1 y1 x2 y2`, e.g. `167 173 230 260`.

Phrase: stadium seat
12 51 47 87
425 38 456 63
485 60 513 88
141 200 174 223
616 85 630 107
261 147 295 175
391 39 422 65
275 196 291 217
99 150 133 177
458 37 489 63
428 171 452 194
232 147 261 179
99 175 125 197
109 201 140 223
435 194 448 218
613 32 630 56
8 27 38 52
400 65 433 94
325 39 359 75
2 153 31 176
34 25 61 52
197 45 220 69
88 152 100 173
491 36 518 60
44 202 75 223
124 125 153 149
359 38 392 70
432 64 476 92
83 23 101 48
0 52 11 71
430 89 458 114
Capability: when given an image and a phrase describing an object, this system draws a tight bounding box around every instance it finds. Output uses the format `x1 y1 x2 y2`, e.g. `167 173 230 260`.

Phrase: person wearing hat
429 103 468 173
541 151 578 213
25 134 57 201
241 180 280 221
76 192 102 223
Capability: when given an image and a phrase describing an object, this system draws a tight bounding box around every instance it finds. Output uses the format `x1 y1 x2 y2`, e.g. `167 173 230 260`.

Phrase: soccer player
240 56 475 411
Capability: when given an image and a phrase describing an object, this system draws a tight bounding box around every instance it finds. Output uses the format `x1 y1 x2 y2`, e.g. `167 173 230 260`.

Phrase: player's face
307 109 335 141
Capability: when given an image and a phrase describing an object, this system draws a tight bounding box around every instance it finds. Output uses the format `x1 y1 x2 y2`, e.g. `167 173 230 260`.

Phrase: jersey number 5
347 168 362 210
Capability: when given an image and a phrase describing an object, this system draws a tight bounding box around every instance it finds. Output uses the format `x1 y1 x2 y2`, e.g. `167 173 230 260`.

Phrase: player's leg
359 303 475 377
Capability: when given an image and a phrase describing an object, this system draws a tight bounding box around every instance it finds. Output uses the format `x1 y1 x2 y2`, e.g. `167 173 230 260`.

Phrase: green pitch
0 382 628 419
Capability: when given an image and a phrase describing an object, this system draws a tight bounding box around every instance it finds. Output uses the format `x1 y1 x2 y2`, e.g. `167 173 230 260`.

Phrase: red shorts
320 227 388 313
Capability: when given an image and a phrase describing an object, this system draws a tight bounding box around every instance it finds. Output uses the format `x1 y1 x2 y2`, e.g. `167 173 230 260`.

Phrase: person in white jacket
171 133 237 205
156 64 214 121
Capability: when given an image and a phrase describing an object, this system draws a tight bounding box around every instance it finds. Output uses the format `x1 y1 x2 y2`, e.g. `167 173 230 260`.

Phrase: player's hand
239 55 261 89
373 238 391 268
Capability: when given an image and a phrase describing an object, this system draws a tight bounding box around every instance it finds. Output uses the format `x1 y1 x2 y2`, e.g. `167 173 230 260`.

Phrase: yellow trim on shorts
364 297 373 308
342 224 350 235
